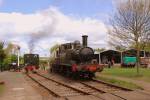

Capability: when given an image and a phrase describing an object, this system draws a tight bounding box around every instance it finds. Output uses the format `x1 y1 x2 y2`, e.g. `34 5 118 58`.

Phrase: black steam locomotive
50 35 103 78
24 54 39 73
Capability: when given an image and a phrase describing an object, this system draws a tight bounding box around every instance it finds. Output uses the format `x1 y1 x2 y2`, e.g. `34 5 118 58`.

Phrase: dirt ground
1 71 150 100
0 71 43 100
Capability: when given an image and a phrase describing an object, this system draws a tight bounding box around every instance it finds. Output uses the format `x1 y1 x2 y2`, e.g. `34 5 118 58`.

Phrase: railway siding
27 73 86 98
36 71 150 100
35 72 130 99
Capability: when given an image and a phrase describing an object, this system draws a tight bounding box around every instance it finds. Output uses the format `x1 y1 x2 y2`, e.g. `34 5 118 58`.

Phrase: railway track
28 72 134 99
35 73 107 95
27 73 89 98
26 71 150 100
81 79 132 93
79 80 132 100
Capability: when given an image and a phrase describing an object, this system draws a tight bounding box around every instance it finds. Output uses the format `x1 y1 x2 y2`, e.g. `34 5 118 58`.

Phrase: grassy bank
96 75 143 90
0 84 4 95
101 67 150 82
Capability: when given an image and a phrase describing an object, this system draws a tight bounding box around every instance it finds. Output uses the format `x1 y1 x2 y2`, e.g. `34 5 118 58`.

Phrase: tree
11 54 17 62
115 46 126 51
49 44 60 64
108 0 150 74
0 42 6 71
94 48 105 53
4 43 14 55
5 43 20 55
50 44 59 54
144 42 150 51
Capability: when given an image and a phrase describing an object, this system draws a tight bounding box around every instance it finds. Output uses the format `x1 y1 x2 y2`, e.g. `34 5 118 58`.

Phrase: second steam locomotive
50 35 103 78
24 54 39 73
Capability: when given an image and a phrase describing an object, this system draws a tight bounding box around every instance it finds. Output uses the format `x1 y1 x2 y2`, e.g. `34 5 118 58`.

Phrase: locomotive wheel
50 68 53 73
89 73 95 79
72 72 78 79
66 69 71 77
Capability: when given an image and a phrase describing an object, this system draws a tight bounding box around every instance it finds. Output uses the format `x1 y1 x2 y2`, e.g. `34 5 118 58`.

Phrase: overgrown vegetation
96 75 143 90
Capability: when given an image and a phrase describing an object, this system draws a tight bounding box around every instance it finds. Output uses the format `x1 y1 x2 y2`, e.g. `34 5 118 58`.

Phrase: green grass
96 76 143 90
0 84 4 95
101 67 150 82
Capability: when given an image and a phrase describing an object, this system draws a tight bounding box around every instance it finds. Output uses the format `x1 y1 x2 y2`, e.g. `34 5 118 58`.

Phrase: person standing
108 61 111 68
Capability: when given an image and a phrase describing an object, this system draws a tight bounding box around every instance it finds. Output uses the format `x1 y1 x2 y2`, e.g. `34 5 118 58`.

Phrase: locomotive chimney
82 35 88 47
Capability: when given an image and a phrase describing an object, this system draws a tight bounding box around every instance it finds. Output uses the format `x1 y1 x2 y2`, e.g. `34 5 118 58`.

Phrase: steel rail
27 74 61 97
80 81 127 100
36 72 128 100
92 78 133 91
36 73 90 95
35 72 130 100
80 82 106 93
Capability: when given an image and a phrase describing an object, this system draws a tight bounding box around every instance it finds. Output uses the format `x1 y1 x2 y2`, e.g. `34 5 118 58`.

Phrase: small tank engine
51 35 103 78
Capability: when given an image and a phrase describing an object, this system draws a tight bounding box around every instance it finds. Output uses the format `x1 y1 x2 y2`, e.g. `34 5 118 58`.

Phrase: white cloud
0 6 108 56
0 12 47 35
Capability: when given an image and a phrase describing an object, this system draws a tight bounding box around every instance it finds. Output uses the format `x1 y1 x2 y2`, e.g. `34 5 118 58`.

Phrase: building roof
100 49 121 54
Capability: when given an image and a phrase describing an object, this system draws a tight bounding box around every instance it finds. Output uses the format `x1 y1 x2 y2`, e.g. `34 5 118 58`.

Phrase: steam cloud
28 8 57 53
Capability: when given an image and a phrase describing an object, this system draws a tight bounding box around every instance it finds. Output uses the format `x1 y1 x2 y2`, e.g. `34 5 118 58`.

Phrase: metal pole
17 50 19 67
144 50 146 57
99 52 101 64
17 47 20 70
121 51 122 63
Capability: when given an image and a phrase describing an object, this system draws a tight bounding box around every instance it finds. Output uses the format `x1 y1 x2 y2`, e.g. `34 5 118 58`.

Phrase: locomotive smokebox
82 35 88 47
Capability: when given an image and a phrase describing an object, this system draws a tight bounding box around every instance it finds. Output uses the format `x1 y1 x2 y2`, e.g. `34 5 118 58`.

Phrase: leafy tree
0 42 6 71
4 43 14 55
108 0 150 74
144 42 150 51
94 48 105 53
50 44 59 54
49 44 60 64
11 54 17 62
115 46 126 51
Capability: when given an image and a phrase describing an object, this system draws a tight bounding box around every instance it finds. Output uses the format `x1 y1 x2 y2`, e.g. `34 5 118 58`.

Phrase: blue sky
0 0 115 56
0 0 114 18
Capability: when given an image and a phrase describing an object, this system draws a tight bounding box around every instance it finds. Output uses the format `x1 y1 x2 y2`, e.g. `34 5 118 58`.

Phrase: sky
0 0 116 57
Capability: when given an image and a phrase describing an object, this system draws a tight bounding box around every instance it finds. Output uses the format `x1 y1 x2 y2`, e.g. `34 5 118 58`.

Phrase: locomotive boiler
50 35 103 78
